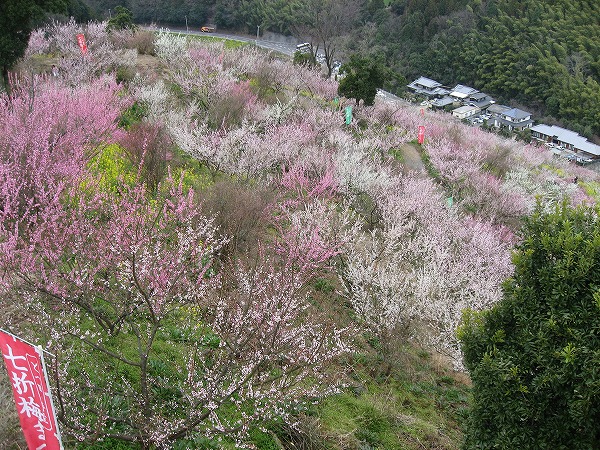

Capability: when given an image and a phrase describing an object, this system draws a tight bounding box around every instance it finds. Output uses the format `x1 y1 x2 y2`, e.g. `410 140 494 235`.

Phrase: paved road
149 26 298 56
376 89 409 105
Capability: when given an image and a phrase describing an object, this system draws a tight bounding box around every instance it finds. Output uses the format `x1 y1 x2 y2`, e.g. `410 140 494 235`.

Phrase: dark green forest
6 0 600 137
343 0 600 138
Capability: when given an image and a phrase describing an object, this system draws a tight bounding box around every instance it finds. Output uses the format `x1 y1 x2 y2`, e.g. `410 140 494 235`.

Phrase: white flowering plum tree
25 19 137 86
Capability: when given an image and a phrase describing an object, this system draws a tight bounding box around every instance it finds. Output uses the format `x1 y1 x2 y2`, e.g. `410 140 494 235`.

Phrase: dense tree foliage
79 0 212 26
63 0 94 22
349 0 600 137
0 0 67 87
107 5 136 30
338 55 386 105
459 203 600 449
131 0 212 26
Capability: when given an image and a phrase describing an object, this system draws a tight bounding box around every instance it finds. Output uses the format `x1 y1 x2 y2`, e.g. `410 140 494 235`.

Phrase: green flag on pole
345 105 353 125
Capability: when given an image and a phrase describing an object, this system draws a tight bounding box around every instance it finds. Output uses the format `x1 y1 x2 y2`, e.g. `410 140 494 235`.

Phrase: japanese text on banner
76 33 88 55
0 331 63 450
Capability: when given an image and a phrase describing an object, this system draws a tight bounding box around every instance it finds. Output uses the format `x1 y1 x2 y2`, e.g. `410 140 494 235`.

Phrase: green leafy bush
459 202 600 449
338 55 386 106
118 101 148 129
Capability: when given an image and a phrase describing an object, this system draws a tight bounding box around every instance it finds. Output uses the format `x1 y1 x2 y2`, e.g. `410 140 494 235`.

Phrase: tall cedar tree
459 202 600 449
107 5 136 30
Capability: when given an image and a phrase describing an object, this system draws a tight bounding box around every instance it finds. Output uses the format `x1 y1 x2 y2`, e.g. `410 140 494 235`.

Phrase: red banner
418 125 425 144
76 33 88 55
0 331 62 450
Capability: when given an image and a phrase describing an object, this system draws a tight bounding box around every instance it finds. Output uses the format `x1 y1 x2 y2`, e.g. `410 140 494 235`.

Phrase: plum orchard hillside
1 20 600 448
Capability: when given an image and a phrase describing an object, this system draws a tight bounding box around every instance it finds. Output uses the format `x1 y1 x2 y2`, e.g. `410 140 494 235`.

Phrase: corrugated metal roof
532 124 600 156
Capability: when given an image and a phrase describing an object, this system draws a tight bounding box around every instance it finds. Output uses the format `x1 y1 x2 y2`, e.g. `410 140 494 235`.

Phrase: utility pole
256 25 260 43
185 16 188 32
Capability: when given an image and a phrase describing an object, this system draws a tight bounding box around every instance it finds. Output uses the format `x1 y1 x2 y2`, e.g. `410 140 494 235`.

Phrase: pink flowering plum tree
0 165 349 449
0 75 126 228
0 76 350 447
1 175 220 447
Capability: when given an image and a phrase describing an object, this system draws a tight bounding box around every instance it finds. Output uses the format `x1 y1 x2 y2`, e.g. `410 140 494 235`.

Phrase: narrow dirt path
397 142 425 172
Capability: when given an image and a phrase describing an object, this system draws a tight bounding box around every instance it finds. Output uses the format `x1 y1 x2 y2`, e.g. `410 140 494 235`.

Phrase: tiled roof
409 76 442 89
450 84 478 98
503 108 531 120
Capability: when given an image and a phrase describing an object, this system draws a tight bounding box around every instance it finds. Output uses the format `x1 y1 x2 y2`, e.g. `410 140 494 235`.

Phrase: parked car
201 26 215 32
576 157 594 165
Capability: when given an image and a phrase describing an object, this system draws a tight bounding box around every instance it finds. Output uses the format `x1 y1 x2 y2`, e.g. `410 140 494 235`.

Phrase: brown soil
134 54 168 81
398 142 426 172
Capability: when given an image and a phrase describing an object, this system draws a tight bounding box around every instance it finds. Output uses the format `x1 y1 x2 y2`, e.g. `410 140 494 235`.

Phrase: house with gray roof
430 96 455 109
467 92 495 110
452 105 481 120
449 84 478 100
531 124 600 159
407 76 450 97
490 107 533 131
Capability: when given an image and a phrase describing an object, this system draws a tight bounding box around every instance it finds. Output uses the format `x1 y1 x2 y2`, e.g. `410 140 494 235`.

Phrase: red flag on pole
0 330 63 450
76 33 88 55
418 125 425 145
